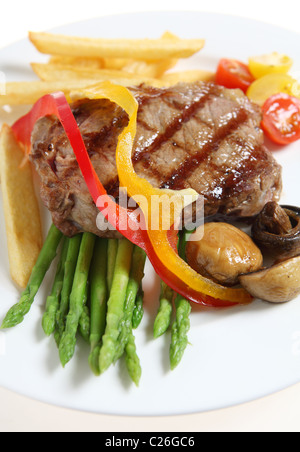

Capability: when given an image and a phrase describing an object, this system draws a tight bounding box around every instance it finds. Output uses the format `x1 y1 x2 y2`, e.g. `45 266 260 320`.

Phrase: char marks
132 83 216 164
162 107 249 190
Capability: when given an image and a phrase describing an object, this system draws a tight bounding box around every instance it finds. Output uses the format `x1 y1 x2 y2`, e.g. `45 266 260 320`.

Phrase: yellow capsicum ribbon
71 82 252 304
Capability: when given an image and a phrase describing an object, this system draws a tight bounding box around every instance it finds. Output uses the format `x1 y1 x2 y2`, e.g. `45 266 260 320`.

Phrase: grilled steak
30 81 282 237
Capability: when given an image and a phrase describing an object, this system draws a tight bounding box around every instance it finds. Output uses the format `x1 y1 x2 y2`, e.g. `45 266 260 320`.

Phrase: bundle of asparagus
0 224 191 385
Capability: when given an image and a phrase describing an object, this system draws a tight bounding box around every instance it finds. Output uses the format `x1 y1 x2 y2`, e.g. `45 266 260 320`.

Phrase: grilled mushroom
239 255 300 303
186 222 263 286
252 202 300 260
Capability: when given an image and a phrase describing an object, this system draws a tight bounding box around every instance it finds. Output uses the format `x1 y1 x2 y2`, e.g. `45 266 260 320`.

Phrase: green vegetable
59 232 96 367
88 238 108 376
54 234 82 346
42 237 69 336
169 231 191 370
114 246 146 361
107 238 118 292
1 224 63 329
79 305 90 342
125 332 142 386
132 287 144 329
153 281 174 338
78 282 90 343
99 239 134 373
169 295 191 370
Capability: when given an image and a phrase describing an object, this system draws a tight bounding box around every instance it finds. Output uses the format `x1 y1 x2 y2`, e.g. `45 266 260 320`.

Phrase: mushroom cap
186 222 263 286
239 255 300 303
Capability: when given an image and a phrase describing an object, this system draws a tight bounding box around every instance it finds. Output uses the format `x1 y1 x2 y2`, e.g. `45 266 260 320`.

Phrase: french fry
160 70 215 85
121 58 177 78
0 79 111 105
47 31 180 77
118 31 179 77
48 55 177 79
29 31 205 60
0 124 43 289
101 58 131 71
0 71 215 107
30 63 166 87
49 55 105 69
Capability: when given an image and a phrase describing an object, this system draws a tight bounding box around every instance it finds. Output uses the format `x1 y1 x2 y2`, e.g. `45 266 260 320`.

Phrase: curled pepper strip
12 83 252 307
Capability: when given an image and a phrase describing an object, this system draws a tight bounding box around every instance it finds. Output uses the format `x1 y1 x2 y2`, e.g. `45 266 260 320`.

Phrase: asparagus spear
132 287 144 329
78 282 90 343
114 246 146 361
153 281 174 338
1 224 63 329
54 234 82 346
125 332 142 386
169 295 191 370
169 231 191 369
99 238 134 373
42 237 69 336
88 238 108 376
79 306 90 342
58 232 96 367
107 238 118 292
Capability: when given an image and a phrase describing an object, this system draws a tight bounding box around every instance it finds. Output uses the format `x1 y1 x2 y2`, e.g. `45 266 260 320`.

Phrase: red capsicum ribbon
12 82 252 307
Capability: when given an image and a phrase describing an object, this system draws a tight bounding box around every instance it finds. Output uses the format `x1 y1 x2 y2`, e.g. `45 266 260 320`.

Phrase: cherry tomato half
261 93 300 145
215 58 255 93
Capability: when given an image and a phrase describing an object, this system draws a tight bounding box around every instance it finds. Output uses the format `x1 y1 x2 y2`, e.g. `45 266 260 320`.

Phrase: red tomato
261 94 300 145
215 58 255 93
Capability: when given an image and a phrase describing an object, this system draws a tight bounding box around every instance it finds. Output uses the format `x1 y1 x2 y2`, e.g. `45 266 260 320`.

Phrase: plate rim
0 9 300 417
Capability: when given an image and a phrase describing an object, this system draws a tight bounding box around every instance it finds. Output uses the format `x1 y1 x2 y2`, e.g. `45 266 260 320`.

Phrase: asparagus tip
58 333 76 367
41 314 55 336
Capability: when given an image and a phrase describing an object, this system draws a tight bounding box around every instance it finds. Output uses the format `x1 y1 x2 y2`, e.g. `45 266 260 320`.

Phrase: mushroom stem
258 202 292 235
239 255 300 303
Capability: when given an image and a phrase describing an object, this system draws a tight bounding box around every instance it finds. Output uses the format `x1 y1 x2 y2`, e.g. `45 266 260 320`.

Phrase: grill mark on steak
210 144 263 203
162 107 249 190
133 86 166 109
133 83 215 164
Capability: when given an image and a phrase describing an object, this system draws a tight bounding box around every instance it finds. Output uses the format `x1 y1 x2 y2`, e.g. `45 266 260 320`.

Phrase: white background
0 0 300 432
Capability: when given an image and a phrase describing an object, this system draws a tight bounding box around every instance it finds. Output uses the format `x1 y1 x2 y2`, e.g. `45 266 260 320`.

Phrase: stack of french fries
0 30 213 288
1 31 214 106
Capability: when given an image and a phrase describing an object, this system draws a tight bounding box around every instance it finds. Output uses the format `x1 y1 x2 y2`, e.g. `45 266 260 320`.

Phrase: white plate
0 11 300 417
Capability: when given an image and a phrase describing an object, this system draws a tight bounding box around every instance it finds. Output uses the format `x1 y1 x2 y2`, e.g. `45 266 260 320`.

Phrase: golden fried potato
30 63 166 87
29 31 205 60
120 58 177 78
119 31 179 77
46 31 180 78
0 80 107 105
49 55 105 69
0 124 43 288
